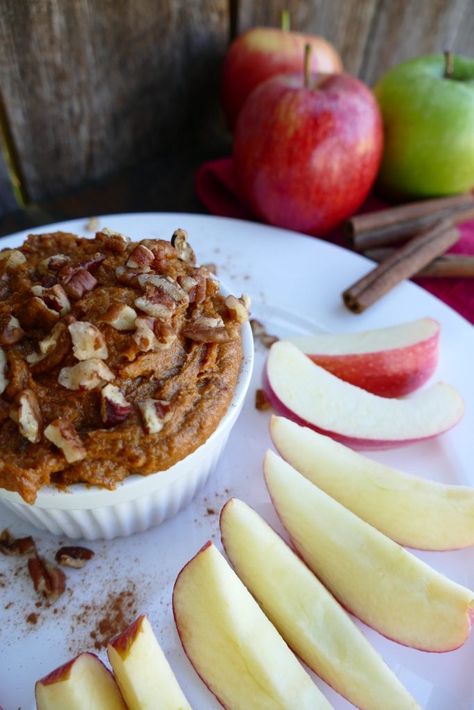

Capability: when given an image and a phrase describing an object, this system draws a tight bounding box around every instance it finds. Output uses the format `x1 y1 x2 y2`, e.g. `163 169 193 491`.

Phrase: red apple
108 615 191 709
264 341 463 450
234 70 383 236
172 541 330 709
35 652 126 709
289 317 440 397
221 26 342 129
264 450 474 652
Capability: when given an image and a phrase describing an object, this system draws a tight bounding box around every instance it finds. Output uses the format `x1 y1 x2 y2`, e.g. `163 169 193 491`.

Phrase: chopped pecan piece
0 347 9 395
58 359 114 391
138 398 171 434
153 319 177 347
255 388 271 411
0 249 26 269
202 262 218 275
0 529 35 556
0 273 10 299
38 253 71 275
10 389 42 443
16 296 59 330
60 267 97 299
182 316 235 343
101 303 137 331
96 228 130 253
135 275 187 318
133 317 158 352
178 270 207 305
38 322 66 355
85 216 100 232
44 418 87 462
31 284 71 316
250 319 278 348
137 274 187 302
0 314 24 345
171 228 195 264
68 321 108 361
115 266 139 286
135 292 174 320
126 244 154 270
100 384 132 426
79 252 106 272
225 294 251 324
178 275 198 292
28 555 66 603
30 325 70 375
55 546 94 568
26 321 67 365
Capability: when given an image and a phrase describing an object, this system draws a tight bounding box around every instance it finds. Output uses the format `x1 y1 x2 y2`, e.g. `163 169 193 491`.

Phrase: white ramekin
0 321 253 540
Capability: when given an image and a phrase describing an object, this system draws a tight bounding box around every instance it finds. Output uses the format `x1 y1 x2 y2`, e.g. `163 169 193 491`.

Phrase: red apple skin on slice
263 340 463 450
173 541 332 710
108 614 191 710
264 451 474 652
290 318 439 397
220 498 419 710
270 415 474 550
35 652 126 710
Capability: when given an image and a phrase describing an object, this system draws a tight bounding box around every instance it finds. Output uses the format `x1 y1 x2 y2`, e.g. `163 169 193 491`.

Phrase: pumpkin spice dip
0 227 249 504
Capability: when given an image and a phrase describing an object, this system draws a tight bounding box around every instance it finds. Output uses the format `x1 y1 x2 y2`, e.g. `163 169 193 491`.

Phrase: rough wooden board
0 0 228 203
236 0 474 83
0 133 232 239
0 151 18 217
236 0 378 76
360 0 473 85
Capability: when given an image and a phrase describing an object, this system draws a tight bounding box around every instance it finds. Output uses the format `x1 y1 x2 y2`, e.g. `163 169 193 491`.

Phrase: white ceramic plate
0 213 473 710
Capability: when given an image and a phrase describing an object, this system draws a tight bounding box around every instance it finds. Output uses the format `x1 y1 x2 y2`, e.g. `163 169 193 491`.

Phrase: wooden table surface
1 0 473 239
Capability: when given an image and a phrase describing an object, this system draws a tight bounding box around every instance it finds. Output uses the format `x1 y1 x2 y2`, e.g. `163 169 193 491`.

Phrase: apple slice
271 416 474 550
264 340 463 449
220 498 418 710
173 541 331 709
264 450 474 651
107 614 191 710
289 317 439 396
35 652 126 710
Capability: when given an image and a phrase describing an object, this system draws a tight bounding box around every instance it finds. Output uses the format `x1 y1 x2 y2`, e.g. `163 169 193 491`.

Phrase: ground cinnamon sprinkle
26 612 39 624
70 582 138 652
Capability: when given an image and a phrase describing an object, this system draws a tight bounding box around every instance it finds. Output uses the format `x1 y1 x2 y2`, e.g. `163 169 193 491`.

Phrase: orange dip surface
0 228 245 503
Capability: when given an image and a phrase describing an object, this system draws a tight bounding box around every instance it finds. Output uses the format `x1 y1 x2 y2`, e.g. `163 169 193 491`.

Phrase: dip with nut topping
0 228 248 503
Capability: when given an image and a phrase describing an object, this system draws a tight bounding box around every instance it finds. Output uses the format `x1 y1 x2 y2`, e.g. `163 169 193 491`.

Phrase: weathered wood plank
236 0 474 83
0 152 18 218
236 0 379 76
361 0 473 85
0 0 228 203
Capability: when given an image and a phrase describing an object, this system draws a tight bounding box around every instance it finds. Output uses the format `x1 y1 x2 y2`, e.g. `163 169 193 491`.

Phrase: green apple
374 53 474 197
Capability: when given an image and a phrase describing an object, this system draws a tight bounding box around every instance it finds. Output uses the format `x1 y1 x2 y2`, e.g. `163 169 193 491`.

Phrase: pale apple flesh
173 541 332 710
221 26 343 128
35 652 126 710
264 340 463 449
107 614 191 710
220 498 419 710
289 317 439 396
264 450 474 652
271 415 474 550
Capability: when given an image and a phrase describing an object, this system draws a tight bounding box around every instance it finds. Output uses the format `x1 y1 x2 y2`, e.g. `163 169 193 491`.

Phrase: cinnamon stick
343 219 460 313
364 249 474 278
346 193 474 251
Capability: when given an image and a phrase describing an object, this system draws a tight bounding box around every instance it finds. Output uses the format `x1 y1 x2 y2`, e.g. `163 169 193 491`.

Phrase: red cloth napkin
196 157 474 324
